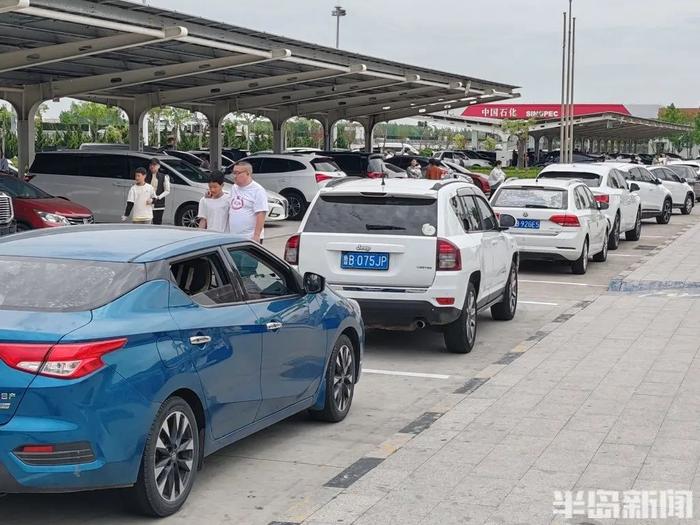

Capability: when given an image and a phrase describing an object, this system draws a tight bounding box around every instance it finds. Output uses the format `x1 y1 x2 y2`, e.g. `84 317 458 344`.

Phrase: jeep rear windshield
492 187 568 209
304 195 438 236
538 171 601 187
0 257 146 312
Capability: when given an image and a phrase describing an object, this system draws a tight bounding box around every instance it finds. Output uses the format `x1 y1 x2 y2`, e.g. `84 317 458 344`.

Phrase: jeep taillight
284 234 300 265
436 239 461 271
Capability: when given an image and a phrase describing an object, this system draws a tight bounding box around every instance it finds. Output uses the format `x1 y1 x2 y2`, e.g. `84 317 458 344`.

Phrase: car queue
0 149 693 516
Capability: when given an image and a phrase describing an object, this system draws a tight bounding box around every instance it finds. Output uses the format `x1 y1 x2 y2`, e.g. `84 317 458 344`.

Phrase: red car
0 174 94 231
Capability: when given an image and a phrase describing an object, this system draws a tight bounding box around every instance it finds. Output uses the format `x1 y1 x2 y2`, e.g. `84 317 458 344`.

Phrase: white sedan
537 163 642 249
491 178 609 274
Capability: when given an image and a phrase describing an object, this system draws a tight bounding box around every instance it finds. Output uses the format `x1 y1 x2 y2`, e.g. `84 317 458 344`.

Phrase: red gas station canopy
462 103 632 120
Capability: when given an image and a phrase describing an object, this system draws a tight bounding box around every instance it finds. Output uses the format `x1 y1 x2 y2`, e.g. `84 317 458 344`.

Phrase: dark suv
319 151 389 178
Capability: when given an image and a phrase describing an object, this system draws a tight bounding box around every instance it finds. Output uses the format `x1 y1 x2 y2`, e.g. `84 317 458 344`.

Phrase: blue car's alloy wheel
310 334 355 422
130 397 200 517
155 411 195 502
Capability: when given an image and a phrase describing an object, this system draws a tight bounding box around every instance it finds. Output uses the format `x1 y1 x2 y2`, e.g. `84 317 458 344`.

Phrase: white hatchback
607 163 674 224
647 166 695 215
284 178 519 354
537 163 642 248
491 179 610 274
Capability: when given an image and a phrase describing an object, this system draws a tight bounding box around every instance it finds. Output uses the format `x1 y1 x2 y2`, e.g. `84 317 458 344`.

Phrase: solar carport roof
529 112 692 141
0 0 518 166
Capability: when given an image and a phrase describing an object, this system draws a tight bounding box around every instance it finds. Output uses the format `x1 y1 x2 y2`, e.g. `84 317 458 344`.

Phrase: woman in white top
488 160 506 192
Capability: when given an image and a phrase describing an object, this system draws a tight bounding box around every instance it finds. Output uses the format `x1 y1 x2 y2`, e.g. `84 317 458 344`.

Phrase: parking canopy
0 0 519 174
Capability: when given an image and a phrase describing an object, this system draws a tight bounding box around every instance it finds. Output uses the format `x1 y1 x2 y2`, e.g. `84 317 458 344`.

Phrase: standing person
197 171 231 233
145 158 170 225
425 158 443 180
121 167 156 224
406 159 422 178
163 136 177 151
0 150 9 174
488 160 506 192
0 151 9 175
228 161 268 243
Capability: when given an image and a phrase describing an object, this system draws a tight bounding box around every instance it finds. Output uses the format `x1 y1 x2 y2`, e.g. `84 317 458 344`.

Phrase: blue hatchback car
0 225 363 516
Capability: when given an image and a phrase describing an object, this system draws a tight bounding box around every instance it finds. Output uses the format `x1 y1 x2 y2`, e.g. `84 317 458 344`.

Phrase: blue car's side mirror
303 272 325 294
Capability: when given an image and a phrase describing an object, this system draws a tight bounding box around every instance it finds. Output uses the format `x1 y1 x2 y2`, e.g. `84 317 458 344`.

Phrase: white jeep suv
284 178 519 354
491 179 609 275
537 163 642 248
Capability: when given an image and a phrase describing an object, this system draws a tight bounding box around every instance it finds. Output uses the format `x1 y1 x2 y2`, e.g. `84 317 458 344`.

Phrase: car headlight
37 211 70 225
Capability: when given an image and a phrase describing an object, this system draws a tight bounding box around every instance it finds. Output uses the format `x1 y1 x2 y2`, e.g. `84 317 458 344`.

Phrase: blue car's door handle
266 322 283 331
189 335 212 345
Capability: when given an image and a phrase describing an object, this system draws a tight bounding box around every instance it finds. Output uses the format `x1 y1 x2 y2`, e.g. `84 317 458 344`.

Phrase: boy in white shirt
197 171 231 233
121 167 156 224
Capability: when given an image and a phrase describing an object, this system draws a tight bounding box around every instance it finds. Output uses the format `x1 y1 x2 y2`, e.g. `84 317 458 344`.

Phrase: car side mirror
682 178 687 184
628 182 640 192
597 201 609 210
303 272 325 294
654 178 662 185
498 213 516 229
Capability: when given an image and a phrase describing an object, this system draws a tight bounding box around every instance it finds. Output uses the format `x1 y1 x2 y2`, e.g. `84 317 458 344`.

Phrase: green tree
0 106 17 158
659 104 694 153
59 102 126 142
453 133 467 150
482 136 498 152
502 119 535 168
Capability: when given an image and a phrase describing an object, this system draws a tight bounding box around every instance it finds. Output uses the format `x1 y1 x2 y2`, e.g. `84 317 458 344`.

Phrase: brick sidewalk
288 223 700 525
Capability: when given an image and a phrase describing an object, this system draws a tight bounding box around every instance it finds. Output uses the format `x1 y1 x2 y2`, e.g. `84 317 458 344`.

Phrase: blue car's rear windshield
0 257 146 312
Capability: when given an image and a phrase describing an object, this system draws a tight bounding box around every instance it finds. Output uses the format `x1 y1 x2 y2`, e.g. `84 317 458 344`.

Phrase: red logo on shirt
231 195 244 210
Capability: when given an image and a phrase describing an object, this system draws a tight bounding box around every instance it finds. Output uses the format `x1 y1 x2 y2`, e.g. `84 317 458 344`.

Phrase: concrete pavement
3 214 698 524
288 221 700 524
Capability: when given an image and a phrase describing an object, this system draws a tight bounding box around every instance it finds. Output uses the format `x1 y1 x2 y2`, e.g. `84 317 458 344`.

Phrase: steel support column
3 86 43 177
272 118 284 154
201 102 228 171
121 99 152 152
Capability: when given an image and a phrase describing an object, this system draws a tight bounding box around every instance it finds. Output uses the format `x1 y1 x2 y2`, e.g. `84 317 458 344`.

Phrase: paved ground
3 212 699 524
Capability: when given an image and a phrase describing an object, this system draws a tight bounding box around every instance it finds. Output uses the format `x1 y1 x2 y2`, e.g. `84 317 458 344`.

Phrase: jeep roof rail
430 179 465 191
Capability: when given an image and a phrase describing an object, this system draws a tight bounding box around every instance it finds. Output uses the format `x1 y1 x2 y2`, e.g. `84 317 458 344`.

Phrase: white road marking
520 279 608 288
608 253 642 258
520 300 559 306
641 235 667 239
363 369 450 380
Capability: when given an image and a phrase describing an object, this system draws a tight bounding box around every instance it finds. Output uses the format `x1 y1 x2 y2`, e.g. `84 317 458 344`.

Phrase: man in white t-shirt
197 171 231 233
121 167 156 224
229 161 269 243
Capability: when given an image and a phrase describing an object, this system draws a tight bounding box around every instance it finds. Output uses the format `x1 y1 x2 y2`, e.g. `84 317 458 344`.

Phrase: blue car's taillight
0 338 127 379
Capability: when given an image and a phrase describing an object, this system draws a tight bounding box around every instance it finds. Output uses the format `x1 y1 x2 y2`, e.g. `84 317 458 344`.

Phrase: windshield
0 257 146 312
539 171 601 187
0 176 52 199
162 158 210 183
668 165 698 180
492 187 568 209
304 195 437 236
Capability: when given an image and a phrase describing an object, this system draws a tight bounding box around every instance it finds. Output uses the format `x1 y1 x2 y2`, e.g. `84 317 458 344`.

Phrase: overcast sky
143 0 700 107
